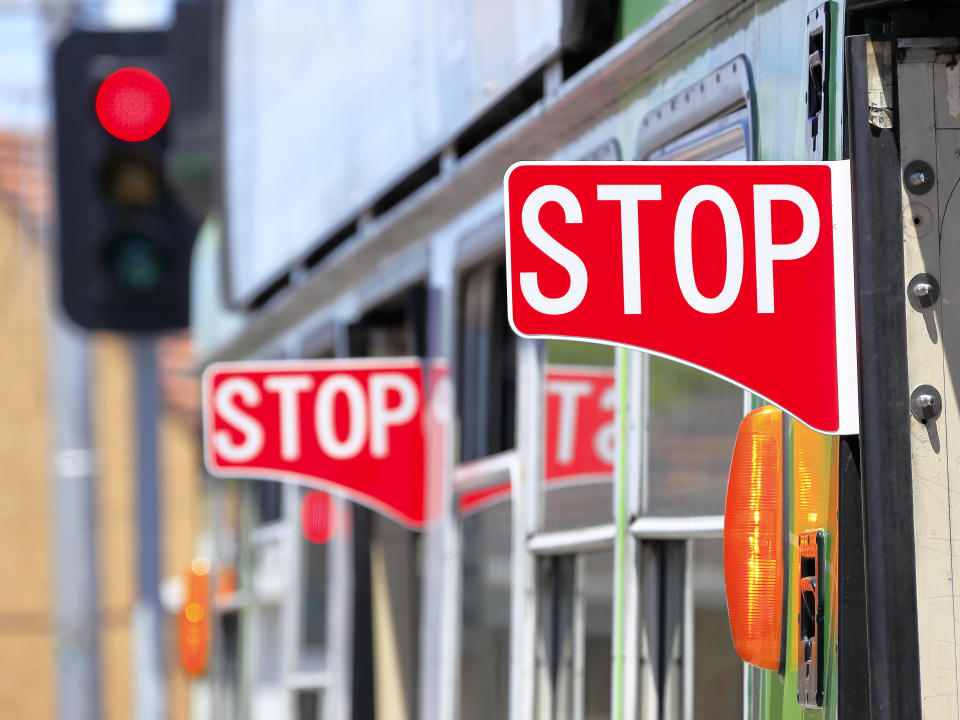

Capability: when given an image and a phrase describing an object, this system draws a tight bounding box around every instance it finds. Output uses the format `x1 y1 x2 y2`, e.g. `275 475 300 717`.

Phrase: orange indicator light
724 405 784 671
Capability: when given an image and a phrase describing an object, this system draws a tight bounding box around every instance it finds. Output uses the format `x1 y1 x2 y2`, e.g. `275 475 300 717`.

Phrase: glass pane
542 340 616 531
257 605 283 685
535 551 613 720
300 493 329 663
216 612 240 719
691 539 742 719
459 501 512 720
645 356 743 516
458 261 517 461
582 552 613 720
297 690 322 720
253 480 283 524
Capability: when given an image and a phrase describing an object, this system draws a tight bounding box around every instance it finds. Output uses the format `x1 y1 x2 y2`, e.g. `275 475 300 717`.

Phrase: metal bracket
798 530 825 708
806 4 831 160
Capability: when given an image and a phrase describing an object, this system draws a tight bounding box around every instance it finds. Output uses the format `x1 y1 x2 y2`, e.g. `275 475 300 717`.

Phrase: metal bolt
908 273 940 310
910 385 942 423
904 160 935 194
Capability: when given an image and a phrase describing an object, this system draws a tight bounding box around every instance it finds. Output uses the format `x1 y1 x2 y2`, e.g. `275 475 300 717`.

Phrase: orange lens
724 405 784 671
180 560 210 676
793 420 836 533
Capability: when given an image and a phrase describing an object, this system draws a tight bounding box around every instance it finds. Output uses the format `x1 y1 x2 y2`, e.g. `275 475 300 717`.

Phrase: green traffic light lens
103 234 168 292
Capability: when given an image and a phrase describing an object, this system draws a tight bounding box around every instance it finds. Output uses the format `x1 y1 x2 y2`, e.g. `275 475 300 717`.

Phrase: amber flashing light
793 420 836 533
724 405 784 671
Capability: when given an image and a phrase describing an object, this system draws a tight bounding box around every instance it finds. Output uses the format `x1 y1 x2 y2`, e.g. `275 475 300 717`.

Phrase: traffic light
53 26 199 331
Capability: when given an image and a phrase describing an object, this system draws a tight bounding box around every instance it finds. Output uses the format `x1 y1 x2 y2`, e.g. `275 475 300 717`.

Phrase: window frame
625 56 756 720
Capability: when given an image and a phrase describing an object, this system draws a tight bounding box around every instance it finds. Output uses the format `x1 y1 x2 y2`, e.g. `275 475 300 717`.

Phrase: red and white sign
203 359 425 527
505 161 857 434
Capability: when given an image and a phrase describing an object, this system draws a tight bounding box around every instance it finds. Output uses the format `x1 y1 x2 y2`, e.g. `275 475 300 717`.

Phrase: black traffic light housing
53 25 201 331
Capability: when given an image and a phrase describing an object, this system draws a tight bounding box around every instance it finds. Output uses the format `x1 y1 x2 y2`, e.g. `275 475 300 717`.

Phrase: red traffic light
95 68 171 142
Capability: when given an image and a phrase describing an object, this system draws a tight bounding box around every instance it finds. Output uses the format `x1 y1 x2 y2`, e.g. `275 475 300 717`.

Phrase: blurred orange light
180 560 210 676
95 68 170 142
724 405 784 671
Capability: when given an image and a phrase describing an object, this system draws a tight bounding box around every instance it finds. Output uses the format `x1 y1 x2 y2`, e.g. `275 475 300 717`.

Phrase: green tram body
197 0 955 718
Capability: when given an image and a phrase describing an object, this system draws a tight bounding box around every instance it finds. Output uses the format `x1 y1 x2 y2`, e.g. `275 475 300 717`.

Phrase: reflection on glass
646 356 743 516
459 501 512 720
543 340 616 531
691 539 742 719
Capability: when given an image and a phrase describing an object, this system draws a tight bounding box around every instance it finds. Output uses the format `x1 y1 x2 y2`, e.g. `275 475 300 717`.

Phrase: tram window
541 339 616 532
645 357 743 516
634 538 742 719
348 283 427 357
690 540 740 719
644 107 750 162
299 491 329 666
297 690 322 720
257 604 283 685
253 479 283 524
459 499 512 720
535 550 613 720
215 611 240 719
457 260 517 461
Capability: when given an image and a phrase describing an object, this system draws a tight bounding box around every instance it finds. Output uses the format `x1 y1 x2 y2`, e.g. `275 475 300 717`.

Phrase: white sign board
224 0 564 305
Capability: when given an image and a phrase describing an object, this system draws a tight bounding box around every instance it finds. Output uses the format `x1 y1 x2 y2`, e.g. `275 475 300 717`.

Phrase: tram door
456 258 517 720
347 285 427 720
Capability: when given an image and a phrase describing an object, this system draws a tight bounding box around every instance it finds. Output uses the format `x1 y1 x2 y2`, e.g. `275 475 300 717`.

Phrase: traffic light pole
49 316 102 720
131 336 167 720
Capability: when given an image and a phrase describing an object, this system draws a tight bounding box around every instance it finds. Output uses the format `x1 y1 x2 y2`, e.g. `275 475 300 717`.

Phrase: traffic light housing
53 26 199 331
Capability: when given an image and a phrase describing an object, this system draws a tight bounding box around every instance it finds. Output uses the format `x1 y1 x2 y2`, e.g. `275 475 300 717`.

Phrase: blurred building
0 128 200 719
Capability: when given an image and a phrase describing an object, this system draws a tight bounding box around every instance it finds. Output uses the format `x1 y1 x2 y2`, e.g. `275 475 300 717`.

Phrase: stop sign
505 161 857 434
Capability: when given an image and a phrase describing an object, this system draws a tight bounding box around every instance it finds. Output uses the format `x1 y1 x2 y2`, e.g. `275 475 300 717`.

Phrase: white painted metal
513 336 544 720
419 230 460 720
620 349 644 720
898 42 960 720
527 526 618 555
454 450 519 492
630 516 725 539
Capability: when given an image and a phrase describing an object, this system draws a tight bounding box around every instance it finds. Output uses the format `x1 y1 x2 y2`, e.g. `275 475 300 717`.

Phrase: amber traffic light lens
102 156 162 208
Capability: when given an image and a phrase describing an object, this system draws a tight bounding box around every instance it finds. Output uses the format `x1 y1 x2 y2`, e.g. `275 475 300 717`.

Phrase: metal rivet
908 273 940 310
910 385 942 423
904 160 935 194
